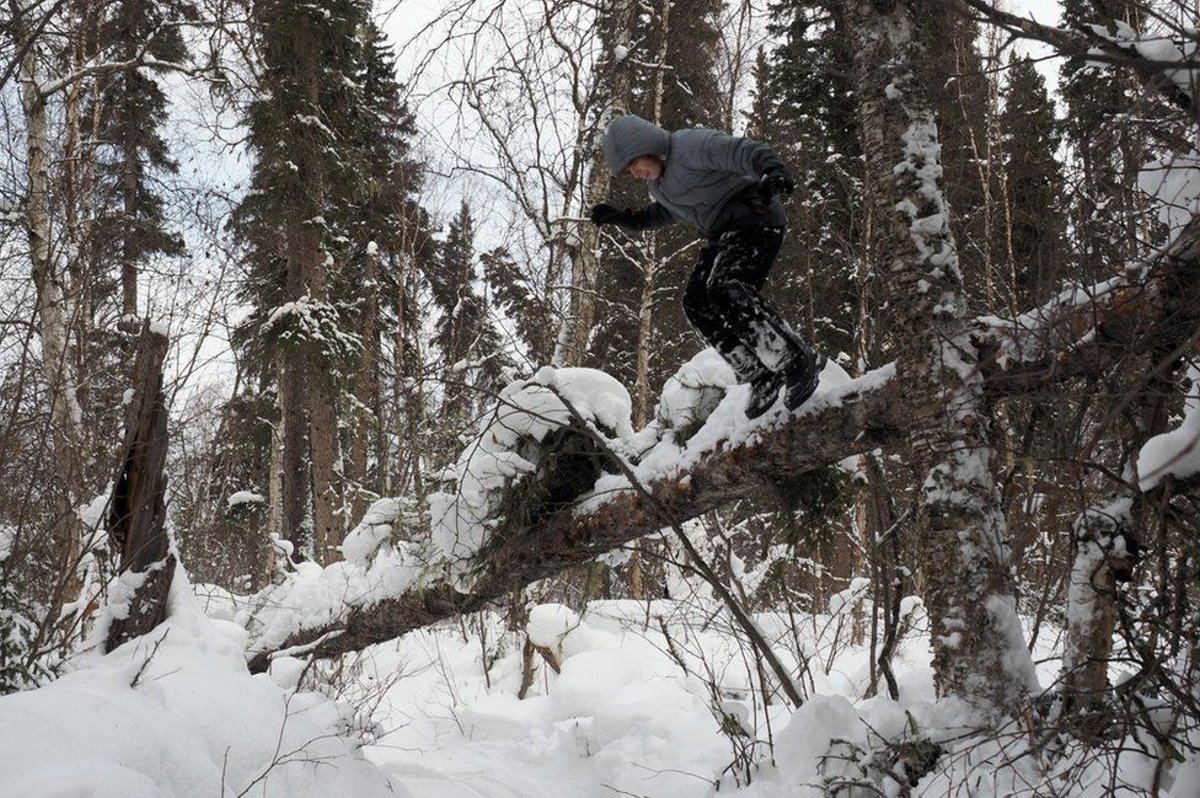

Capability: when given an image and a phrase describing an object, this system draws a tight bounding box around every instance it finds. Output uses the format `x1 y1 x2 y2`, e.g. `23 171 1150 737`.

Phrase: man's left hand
760 167 796 196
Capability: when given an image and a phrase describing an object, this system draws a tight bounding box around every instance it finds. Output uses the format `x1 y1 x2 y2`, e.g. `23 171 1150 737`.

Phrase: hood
601 114 670 176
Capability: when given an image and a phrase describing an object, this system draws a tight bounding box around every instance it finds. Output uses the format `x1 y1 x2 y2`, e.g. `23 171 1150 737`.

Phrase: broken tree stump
105 323 174 653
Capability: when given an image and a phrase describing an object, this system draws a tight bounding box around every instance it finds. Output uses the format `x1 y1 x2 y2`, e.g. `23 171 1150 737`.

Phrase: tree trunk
553 0 636 366
105 325 175 652
279 359 310 558
308 353 343 565
249 380 907 670
846 0 1037 711
15 8 87 618
349 246 381 523
1061 497 1132 710
247 210 1200 672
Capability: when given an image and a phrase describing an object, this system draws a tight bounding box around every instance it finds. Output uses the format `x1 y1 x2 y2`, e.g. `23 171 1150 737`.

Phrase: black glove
590 203 627 226
759 167 796 197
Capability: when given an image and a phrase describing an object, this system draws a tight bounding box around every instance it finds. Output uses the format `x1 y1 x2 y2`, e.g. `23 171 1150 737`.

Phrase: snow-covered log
246 366 904 673
239 203 1200 675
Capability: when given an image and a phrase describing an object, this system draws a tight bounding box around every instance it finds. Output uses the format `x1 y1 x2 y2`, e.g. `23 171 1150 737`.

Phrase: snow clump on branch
428 367 635 588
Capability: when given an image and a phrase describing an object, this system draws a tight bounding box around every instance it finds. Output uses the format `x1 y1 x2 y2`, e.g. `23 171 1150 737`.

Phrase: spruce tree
482 246 554 367
76 0 191 472
756 0 861 361
426 203 507 428
998 55 1067 308
87 0 190 324
587 0 726 410
920 11 994 303
231 0 376 563
1059 0 1151 281
339 21 431 515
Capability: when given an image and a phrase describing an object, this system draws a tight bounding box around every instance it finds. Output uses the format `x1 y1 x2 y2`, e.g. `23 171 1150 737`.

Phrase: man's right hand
590 203 625 225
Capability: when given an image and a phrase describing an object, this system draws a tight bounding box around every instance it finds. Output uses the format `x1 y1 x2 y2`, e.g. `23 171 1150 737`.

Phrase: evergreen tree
426 203 507 426
482 246 554 367
998 55 1067 308
755 0 861 361
231 0 377 563
920 11 995 303
0 577 55 695
1059 0 1154 280
87 0 190 323
73 0 191 474
338 21 432 514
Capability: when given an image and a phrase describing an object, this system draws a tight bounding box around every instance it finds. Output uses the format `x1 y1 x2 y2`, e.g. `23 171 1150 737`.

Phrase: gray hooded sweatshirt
600 114 787 239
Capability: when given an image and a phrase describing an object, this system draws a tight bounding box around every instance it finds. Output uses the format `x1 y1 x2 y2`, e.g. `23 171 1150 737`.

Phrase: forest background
1 0 1199 794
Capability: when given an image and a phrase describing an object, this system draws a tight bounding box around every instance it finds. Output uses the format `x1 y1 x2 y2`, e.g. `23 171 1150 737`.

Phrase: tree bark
846 0 1037 711
1061 497 1132 710
105 324 174 652
14 3 87 618
349 245 381 523
553 0 636 366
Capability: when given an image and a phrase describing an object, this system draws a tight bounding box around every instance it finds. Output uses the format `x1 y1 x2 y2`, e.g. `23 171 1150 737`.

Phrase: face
623 154 663 181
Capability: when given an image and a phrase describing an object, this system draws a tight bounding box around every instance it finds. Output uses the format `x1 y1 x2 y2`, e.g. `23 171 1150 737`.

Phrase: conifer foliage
86 0 191 324
997 55 1067 307
426 202 508 425
231 0 421 564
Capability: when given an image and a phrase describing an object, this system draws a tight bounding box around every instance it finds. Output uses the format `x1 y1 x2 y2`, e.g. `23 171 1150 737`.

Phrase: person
590 113 826 419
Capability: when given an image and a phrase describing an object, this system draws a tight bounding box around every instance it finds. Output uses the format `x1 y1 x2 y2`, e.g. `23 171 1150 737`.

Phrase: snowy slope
0 571 403 798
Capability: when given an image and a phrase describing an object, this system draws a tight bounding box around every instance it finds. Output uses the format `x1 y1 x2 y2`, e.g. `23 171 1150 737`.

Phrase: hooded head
601 114 669 176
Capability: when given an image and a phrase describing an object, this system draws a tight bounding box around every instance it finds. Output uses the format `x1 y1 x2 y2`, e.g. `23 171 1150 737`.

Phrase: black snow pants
682 225 809 382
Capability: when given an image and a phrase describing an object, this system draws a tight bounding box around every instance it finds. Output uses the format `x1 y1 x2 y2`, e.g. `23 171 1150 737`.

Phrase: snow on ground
356 596 1200 798
3 583 1199 796
354 597 1077 798
0 570 403 798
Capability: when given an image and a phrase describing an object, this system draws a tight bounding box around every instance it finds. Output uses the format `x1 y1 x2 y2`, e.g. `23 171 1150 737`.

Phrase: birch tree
844 0 1039 711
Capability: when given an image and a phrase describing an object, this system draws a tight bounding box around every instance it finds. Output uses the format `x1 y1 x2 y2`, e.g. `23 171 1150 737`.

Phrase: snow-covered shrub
0 578 54 695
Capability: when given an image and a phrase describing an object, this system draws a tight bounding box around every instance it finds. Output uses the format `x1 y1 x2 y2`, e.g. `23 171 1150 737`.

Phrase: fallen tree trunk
977 216 1200 397
248 377 906 672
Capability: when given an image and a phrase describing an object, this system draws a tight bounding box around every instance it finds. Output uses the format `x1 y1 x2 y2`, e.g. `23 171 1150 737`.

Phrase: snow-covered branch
950 0 1199 116
974 215 1200 394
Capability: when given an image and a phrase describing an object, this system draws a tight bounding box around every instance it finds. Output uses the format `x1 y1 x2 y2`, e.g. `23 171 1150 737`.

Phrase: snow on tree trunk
846 0 1038 711
1062 497 1134 709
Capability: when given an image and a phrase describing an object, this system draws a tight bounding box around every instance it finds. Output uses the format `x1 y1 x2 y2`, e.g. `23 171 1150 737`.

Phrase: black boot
783 349 827 411
745 370 784 419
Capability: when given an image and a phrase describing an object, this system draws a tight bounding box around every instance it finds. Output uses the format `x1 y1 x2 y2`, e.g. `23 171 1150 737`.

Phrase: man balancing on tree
590 113 826 419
